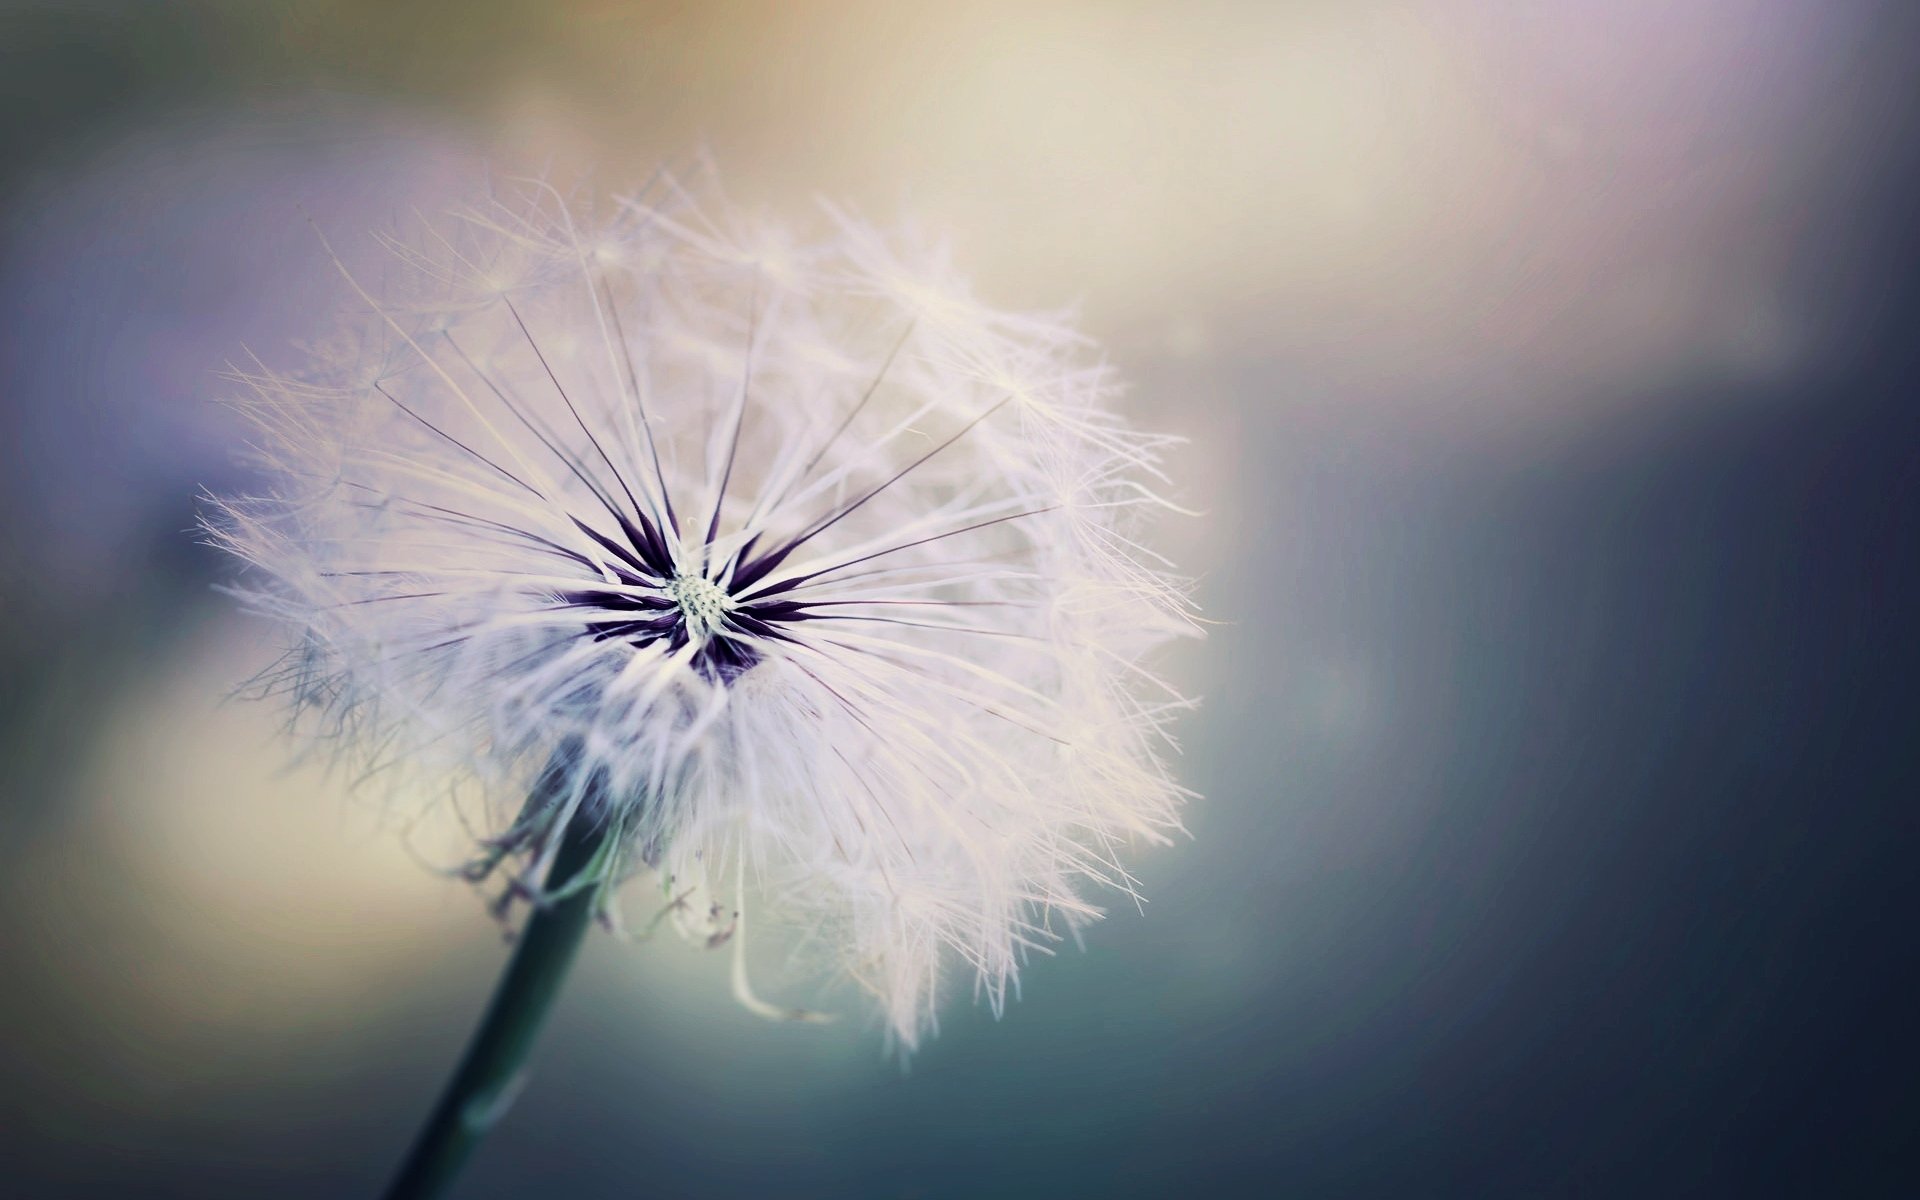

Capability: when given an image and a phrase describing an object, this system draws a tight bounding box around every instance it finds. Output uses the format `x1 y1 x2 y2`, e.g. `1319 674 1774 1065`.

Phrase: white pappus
208 168 1199 1050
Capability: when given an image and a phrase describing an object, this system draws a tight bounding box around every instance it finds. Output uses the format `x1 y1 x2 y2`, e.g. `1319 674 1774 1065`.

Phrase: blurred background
2 2 1916 1196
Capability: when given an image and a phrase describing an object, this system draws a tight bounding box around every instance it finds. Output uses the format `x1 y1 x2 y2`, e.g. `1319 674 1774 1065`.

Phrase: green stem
381 803 610 1200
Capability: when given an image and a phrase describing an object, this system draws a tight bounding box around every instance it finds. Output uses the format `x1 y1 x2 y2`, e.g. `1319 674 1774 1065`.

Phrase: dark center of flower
558 533 816 683
667 572 735 639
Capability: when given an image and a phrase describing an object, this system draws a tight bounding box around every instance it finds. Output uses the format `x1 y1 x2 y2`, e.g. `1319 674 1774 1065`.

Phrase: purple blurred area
2 3 1916 1197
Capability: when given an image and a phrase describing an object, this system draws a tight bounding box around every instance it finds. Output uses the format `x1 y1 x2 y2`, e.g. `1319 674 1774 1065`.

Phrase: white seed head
208 168 1200 1049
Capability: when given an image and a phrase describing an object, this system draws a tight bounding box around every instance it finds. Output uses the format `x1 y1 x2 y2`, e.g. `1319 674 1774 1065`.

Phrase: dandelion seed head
209 167 1200 1050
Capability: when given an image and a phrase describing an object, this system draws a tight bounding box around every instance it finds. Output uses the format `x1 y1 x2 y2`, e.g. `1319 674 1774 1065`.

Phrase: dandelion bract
211 168 1198 1048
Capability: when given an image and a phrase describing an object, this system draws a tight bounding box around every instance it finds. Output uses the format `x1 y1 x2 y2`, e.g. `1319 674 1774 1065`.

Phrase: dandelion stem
380 800 609 1200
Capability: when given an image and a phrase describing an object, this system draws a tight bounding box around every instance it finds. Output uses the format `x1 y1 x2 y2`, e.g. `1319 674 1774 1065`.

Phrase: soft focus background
3 3 1916 1196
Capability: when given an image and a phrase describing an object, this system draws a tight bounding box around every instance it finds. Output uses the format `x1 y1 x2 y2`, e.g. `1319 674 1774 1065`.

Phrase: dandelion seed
208 163 1198 1197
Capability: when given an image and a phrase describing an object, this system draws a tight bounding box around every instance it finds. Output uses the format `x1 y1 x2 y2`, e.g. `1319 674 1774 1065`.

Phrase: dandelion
208 165 1197 1199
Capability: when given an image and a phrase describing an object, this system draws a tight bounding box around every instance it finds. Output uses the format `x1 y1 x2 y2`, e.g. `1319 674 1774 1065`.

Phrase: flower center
668 572 734 640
